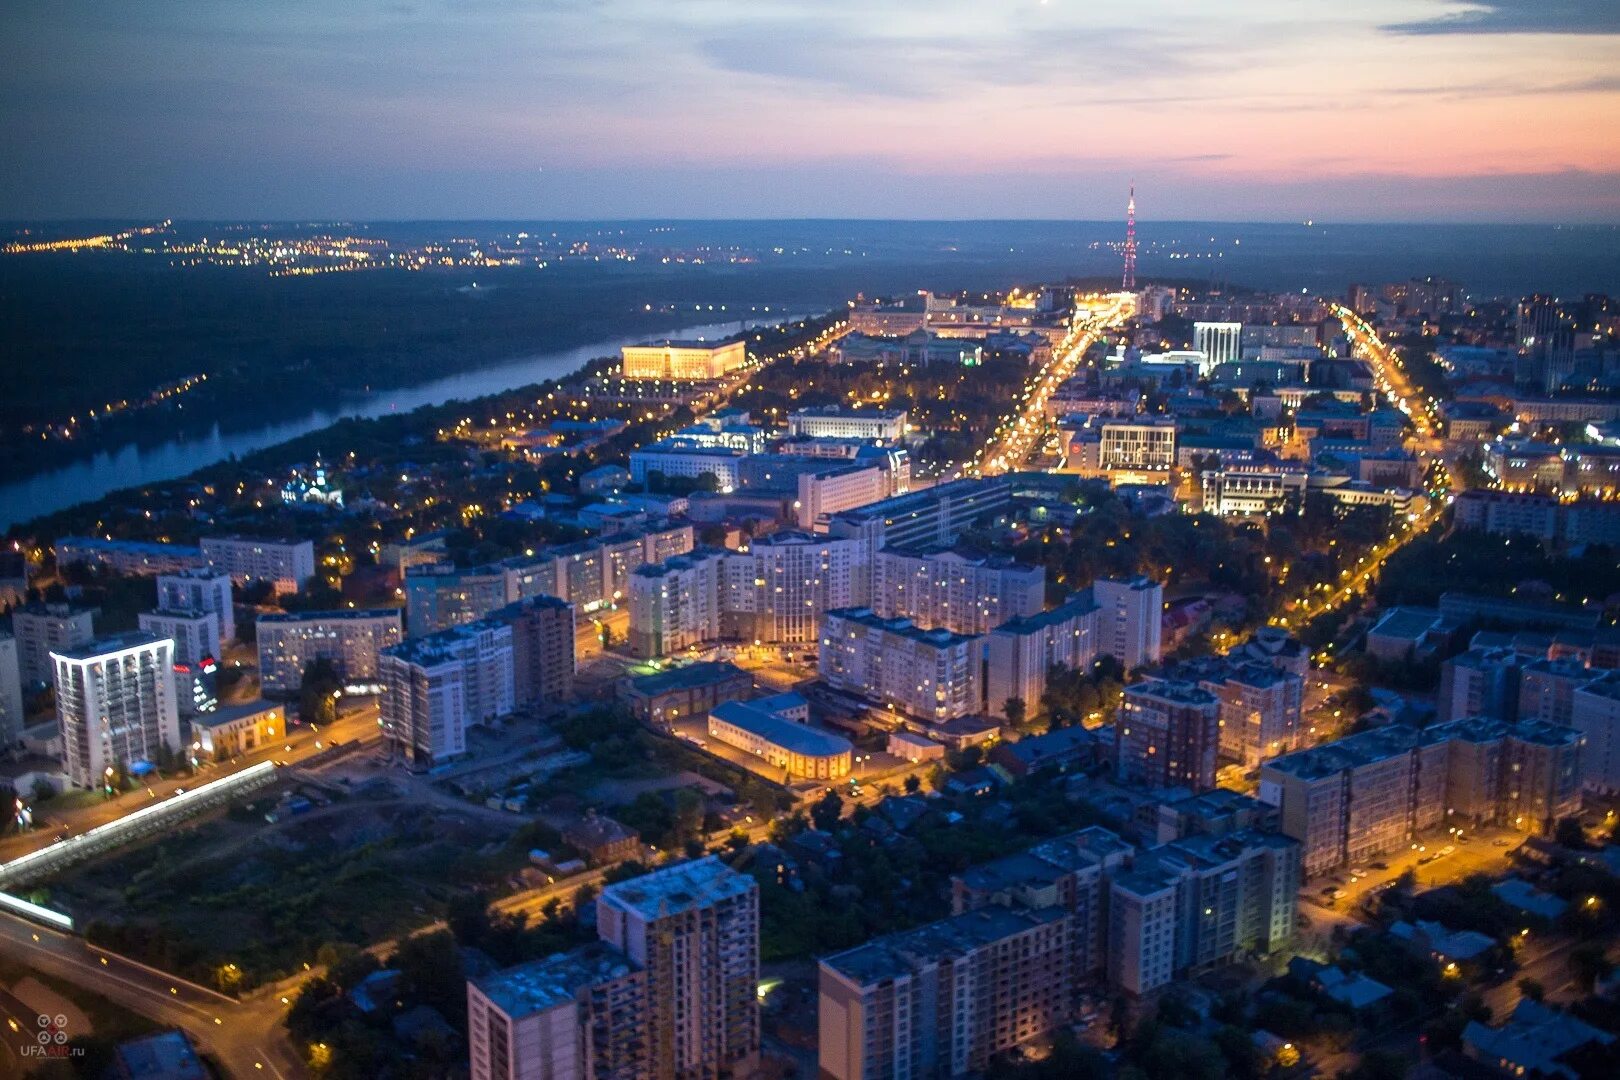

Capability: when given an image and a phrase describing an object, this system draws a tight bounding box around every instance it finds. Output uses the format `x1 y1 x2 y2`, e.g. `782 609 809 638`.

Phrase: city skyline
3 0 1620 222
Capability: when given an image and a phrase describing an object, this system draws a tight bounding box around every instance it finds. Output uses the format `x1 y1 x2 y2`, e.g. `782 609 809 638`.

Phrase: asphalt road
0 911 303 1078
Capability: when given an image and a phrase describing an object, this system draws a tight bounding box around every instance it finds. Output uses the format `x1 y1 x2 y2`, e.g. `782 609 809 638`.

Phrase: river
0 312 812 530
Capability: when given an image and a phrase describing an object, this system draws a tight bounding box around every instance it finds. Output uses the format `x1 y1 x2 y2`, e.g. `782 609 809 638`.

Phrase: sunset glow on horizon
3 0 1619 220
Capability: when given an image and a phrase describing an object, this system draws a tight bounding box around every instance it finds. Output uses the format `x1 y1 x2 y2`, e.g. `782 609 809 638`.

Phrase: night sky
3 0 1618 221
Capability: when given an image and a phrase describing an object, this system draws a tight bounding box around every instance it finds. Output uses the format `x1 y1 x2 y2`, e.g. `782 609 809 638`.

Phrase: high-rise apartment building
0 634 24 747
1573 672 1620 794
200 536 317 592
379 619 514 766
1438 647 1524 723
627 549 726 659
1116 680 1221 792
819 608 982 722
137 609 221 667
596 858 760 1080
1260 718 1583 877
984 594 1101 720
467 942 649 1080
503 523 694 615
1093 576 1163 672
819 907 1072 1080
952 825 1133 985
720 532 866 647
12 602 95 687
1191 660 1304 769
156 568 236 642
53 632 181 788
872 544 1045 636
1518 657 1593 727
466 939 648 1080
255 609 403 695
489 596 575 713
406 564 511 636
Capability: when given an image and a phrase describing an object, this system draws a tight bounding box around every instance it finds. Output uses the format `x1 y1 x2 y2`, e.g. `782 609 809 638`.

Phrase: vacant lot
47 786 529 989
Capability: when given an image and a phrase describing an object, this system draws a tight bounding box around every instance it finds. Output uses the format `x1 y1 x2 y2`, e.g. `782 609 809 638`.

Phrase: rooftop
824 607 979 648
994 598 1100 636
1463 998 1613 1080
822 906 1066 985
827 476 1009 525
624 661 750 696
191 700 280 730
473 942 639 1019
257 608 401 624
598 856 755 922
51 630 169 662
709 701 852 759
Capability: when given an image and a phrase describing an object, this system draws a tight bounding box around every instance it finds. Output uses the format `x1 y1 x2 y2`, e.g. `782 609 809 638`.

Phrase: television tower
1122 182 1137 291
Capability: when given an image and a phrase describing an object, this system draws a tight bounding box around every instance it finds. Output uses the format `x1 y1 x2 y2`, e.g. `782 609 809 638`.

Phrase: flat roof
257 608 400 624
823 607 978 648
625 661 750 696
51 630 168 661
598 856 755 922
473 942 639 1019
710 701 851 759
822 906 1065 985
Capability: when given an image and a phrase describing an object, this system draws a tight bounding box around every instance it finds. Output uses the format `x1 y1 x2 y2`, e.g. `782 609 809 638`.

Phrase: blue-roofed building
707 698 852 779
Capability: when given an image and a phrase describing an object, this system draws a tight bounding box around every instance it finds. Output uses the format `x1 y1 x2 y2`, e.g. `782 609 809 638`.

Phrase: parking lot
1309 823 1524 914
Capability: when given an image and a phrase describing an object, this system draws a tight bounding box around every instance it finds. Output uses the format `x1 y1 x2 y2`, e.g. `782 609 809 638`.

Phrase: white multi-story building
1260 718 1583 878
627 444 746 492
984 594 1101 720
1573 672 1620 794
0 634 23 747
138 609 222 667
256 609 404 695
627 549 726 659
53 632 181 788
720 532 866 647
1194 321 1242 366
200 536 317 593
620 338 747 381
873 544 1045 636
819 608 982 722
786 406 907 443
1200 466 1311 516
596 858 760 1079
503 523 694 615
156 568 236 642
1093 576 1163 672
1099 419 1178 478
796 464 891 531
379 618 514 766
12 603 95 687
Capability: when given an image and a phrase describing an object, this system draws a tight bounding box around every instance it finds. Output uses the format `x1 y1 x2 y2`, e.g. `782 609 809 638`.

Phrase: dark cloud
1384 0 1620 35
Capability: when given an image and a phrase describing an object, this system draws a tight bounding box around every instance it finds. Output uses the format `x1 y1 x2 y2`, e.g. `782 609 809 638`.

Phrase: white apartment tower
53 632 181 788
1094 576 1163 672
156 568 236 642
